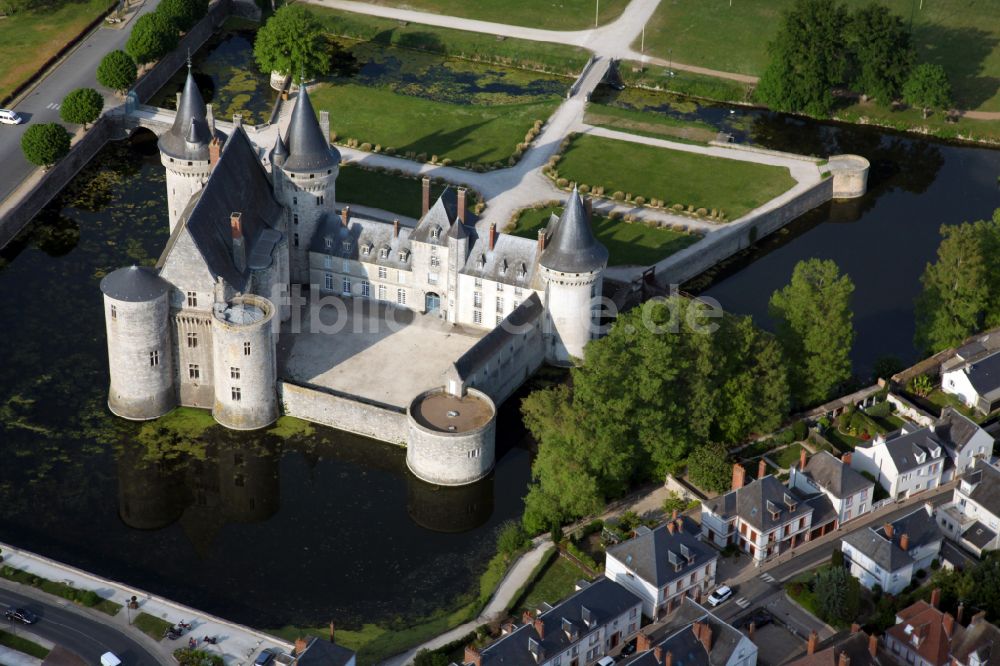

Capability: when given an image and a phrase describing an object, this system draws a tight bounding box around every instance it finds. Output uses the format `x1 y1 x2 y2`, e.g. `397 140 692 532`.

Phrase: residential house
841 505 943 595
788 627 882 666
949 609 1000 666
621 598 757 666
292 636 356 666
462 577 642 666
851 427 945 500
701 465 836 565
941 346 1000 416
789 449 875 526
883 593 961 666
934 459 1000 556
606 515 718 619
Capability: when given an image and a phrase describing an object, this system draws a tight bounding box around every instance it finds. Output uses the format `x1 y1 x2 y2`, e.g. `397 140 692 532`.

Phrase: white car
707 585 733 607
0 109 23 125
100 652 122 666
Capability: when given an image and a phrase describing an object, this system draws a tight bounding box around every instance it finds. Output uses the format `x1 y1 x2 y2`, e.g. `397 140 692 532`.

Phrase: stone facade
406 388 497 486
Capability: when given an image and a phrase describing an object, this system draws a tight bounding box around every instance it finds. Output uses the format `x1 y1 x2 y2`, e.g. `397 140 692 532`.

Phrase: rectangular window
496 314 503 325
188 364 200 379
361 280 370 298
324 255 333 269
232 387 241 401
343 259 350 273
186 291 197 307
149 350 159 366
397 288 407 305
294 233 299 247
474 292 482 308
496 296 503 312
110 304 117 320
325 273 334 291
428 273 438 285
317 195 324 205
378 284 387 301
474 278 482 287
430 256 440 268
473 309 482 324
244 342 251 356
378 266 387 280
293 214 299 226
186 332 198 348
231 367 240 380
343 278 352 295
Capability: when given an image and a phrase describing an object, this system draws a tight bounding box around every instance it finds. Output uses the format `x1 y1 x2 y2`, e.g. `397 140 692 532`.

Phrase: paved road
0 583 165 666
0 0 161 203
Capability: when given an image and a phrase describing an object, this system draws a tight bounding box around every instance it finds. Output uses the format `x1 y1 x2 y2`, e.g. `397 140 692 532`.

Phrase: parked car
100 652 121 666
596 658 615 666
4 607 38 624
254 649 276 666
707 585 733 607
0 110 23 125
620 638 638 657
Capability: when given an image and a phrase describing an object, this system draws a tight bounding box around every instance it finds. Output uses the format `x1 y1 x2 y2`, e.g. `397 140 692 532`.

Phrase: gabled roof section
411 188 472 245
887 601 962 666
959 460 1000 517
843 506 942 572
539 187 608 274
878 427 944 474
788 631 882 666
804 451 873 498
452 293 543 379
607 518 717 589
296 636 355 666
158 66 214 161
704 476 813 533
935 407 984 450
310 214 413 272
624 599 750 666
281 82 339 173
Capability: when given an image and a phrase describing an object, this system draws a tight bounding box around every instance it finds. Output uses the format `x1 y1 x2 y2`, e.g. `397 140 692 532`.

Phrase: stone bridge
120 101 284 153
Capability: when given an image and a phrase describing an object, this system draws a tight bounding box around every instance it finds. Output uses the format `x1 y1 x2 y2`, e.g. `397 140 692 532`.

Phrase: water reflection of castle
116 436 495 545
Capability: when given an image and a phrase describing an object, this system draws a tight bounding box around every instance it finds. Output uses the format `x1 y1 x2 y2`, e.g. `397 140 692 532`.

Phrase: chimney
231 212 245 273
749 622 756 641
884 523 894 539
851 623 861 634
584 196 593 219
457 187 467 223
422 177 431 216
667 521 676 534
232 112 242 128
637 632 651 653
319 110 330 147
957 603 965 624
973 611 987 626
800 448 808 470
842 452 853 465
393 219 400 238
209 136 221 167
329 621 335 643
900 533 909 551
488 222 497 251
931 588 941 609
869 634 878 658
664 650 673 666
537 229 546 252
294 638 308 656
699 624 713 653
732 463 746 491
839 650 851 666
464 645 482 666
807 631 819 655
534 617 545 639
758 459 767 480
341 206 350 227
654 646 663 665
943 613 955 637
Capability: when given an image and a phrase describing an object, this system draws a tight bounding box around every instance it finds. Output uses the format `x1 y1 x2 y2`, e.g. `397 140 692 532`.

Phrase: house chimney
699 624 713 653
654 646 663 664
900 533 909 551
931 588 941 609
732 463 746 491
664 650 673 666
209 136 222 167
584 196 593 220
758 459 767 479
294 638 308 656
800 448 808 470
973 611 987 626
232 112 242 128
842 452 853 465
422 177 431 216
457 187 467 223
231 212 245 273
667 521 676 534
464 645 482 666
957 603 965 624
807 631 819 655
522 610 533 625
537 229 546 251
534 617 545 639
749 622 756 641
839 650 850 666
944 613 955 637
637 632 652 653
341 206 350 227
488 222 497 251
329 621 335 643
393 219 400 238
851 623 861 634
672 509 679 522
869 634 878 658
884 523 894 539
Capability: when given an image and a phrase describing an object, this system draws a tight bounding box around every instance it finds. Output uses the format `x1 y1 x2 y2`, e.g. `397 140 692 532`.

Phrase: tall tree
157 0 208 32
769 259 855 407
60 88 103 128
903 63 953 118
755 0 851 115
686 443 732 494
253 5 331 79
20 123 72 167
125 12 178 65
814 565 860 624
96 50 137 94
846 3 914 104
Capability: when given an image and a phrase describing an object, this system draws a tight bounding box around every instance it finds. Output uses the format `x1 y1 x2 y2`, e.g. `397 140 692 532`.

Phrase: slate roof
295 637 355 666
703 475 813 533
539 187 608 274
462 233 539 290
281 83 339 173
951 615 1000 666
451 293 543 379
410 188 467 245
959 460 1000 516
159 126 284 291
606 518 717 589
100 265 170 302
475 578 641 666
624 598 749 666
158 67 215 161
843 507 942 572
878 427 943 474
804 451 873 498
310 213 414 272
935 407 983 450
962 521 996 550
887 601 962 666
961 351 1000 401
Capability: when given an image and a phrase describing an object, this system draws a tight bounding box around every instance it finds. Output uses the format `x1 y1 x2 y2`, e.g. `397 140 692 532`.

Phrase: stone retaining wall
278 380 408 445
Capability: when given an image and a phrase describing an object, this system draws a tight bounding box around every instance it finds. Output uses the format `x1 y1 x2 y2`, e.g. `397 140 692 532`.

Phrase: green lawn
772 443 804 470
512 205 699 267
514 555 590 616
0 630 49 659
336 165 448 219
310 82 558 167
0 565 121 616
354 0 629 29
553 134 796 220
617 62 751 103
0 0 113 102
134 612 174 641
639 0 1000 112
585 102 717 144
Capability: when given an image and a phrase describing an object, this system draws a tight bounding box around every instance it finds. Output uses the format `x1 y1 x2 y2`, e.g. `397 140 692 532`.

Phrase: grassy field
0 564 121 616
134 612 174 641
585 102 717 144
0 0 113 102
512 205 699 267
311 82 558 167
354 0 628 29
639 0 1000 111
554 134 797 220
336 165 448 219
0 630 49 659
513 555 590 616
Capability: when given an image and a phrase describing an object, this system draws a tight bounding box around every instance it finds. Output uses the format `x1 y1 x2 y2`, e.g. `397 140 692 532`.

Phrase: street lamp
595 0 599 27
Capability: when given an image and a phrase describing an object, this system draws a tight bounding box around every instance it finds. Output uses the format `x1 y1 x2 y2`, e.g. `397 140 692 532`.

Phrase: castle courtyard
277 296 487 409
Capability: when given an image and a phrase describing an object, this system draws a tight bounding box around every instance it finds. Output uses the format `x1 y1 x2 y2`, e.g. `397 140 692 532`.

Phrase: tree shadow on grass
914 23 1000 110
397 118 496 165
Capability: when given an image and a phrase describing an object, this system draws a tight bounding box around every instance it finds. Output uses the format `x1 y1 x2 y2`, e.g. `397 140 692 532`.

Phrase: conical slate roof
158 67 213 161
100 265 170 302
269 132 288 164
540 187 608 273
281 82 339 172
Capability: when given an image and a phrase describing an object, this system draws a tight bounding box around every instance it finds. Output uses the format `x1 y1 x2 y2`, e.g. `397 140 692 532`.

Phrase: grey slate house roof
951 614 1000 666
962 521 996 550
281 82 340 173
624 598 749 666
311 214 414 272
843 506 942 572
879 427 943 474
410 188 471 245
158 126 284 291
958 460 1000 516
462 233 540 290
804 451 872 498
158 67 217 161
475 578 641 666
539 188 608 274
295 637 355 666
935 407 982 451
100 265 170 302
452 293 543 379
704 475 813 533
607 518 716 589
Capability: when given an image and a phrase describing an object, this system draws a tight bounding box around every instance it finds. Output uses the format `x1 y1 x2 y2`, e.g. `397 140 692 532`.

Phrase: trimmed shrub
634 196 646 206
612 191 625 201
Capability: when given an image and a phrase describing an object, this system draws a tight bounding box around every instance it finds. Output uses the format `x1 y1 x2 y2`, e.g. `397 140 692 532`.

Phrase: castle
100 69 608 486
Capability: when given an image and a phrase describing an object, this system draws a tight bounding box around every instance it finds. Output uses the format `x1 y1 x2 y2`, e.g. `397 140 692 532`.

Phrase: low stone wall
278 380 408 445
707 141 822 163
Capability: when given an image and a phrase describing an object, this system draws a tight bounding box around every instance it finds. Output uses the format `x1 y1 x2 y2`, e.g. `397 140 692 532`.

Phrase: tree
59 88 103 128
662 491 691 516
686 442 732 494
755 0 851 115
814 565 859 624
872 356 904 382
903 63 952 118
496 520 529 557
125 12 178 65
846 3 914 104
20 123 72 167
769 259 855 407
253 5 330 79
96 50 137 94
157 0 208 32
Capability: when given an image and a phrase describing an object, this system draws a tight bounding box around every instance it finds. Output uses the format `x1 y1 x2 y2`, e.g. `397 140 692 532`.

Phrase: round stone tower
100 265 177 420
406 388 496 486
828 154 871 199
159 65 222 234
271 80 340 284
210 294 279 430
538 187 609 365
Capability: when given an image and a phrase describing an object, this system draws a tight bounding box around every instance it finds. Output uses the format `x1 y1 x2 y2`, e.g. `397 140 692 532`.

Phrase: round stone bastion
828 154 870 199
406 388 497 487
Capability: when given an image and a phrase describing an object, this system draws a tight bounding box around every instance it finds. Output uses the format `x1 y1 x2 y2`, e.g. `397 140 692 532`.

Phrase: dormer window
362 242 372 256
518 263 527 278
342 241 352 254
499 259 508 275
399 249 409 262
324 236 333 249
477 254 486 269
431 226 441 240
380 246 390 259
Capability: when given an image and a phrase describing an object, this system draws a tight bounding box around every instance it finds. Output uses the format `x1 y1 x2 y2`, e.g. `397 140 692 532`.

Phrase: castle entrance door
425 292 441 313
